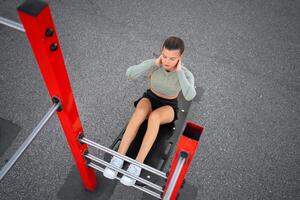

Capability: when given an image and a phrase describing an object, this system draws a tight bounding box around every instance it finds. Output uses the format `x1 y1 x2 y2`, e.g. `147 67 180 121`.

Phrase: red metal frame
163 121 204 199
17 1 96 191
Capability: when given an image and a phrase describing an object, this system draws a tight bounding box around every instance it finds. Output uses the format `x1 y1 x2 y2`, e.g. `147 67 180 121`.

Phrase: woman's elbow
126 69 134 79
185 89 196 101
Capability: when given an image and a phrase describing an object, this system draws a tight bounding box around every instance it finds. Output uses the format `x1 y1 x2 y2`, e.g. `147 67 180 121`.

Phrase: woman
103 36 196 186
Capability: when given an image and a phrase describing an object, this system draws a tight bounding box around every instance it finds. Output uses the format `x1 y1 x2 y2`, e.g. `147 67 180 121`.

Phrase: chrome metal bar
86 153 163 193
0 16 25 32
80 137 167 179
162 157 186 200
0 102 61 181
88 162 162 199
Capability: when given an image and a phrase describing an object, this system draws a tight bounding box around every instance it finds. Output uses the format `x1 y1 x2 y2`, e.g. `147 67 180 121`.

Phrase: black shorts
134 89 179 122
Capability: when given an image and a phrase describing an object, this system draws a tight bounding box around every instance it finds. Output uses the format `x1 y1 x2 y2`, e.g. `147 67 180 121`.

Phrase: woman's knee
148 106 174 125
133 98 152 120
148 111 160 123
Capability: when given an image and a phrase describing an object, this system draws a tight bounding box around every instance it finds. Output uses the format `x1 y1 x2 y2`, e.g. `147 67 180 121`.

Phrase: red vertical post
163 121 204 200
17 0 96 190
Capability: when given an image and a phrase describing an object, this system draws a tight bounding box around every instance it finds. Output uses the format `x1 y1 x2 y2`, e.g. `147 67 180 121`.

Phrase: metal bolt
50 42 58 51
45 28 54 37
78 132 84 144
52 96 63 111
181 179 186 188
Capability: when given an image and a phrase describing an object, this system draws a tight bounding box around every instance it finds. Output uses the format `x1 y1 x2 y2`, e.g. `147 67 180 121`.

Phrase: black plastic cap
166 171 170 177
17 0 48 17
45 28 54 37
78 133 84 144
176 192 180 200
83 149 89 156
83 149 91 166
50 43 58 51
182 122 203 141
180 151 189 159
180 179 186 188
52 96 63 111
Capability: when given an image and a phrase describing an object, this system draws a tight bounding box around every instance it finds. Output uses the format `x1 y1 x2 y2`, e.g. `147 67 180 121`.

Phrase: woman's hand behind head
155 55 162 67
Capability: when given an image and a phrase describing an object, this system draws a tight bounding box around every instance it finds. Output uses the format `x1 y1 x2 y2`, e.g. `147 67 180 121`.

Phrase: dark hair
162 36 185 54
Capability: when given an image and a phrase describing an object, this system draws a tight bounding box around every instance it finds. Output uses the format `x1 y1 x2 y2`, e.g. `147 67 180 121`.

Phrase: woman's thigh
134 97 152 119
149 105 175 124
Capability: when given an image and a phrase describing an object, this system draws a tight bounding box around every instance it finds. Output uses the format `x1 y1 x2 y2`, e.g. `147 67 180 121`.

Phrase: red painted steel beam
163 121 204 200
17 0 96 191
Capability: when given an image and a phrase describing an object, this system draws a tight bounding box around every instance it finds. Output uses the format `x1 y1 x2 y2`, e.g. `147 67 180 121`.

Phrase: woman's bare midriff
150 87 178 100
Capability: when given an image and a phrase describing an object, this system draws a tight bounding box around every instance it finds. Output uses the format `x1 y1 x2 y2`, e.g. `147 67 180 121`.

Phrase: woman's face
161 47 182 71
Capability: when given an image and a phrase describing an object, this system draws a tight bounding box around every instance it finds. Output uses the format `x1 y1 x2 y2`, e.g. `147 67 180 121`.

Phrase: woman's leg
117 98 152 155
135 105 175 163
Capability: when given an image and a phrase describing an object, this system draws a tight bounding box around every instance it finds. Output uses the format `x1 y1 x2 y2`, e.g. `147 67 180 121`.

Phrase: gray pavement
0 0 299 199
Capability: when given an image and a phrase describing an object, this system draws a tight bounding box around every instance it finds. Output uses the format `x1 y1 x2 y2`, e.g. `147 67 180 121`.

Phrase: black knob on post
45 28 54 37
50 43 58 51
179 151 189 159
52 96 63 111
78 132 84 144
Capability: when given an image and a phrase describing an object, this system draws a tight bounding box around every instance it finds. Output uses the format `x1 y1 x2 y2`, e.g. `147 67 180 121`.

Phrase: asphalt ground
0 0 299 199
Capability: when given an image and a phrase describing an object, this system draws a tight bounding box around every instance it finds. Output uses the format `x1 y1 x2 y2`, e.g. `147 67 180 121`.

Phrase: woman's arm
126 59 159 80
177 67 196 101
